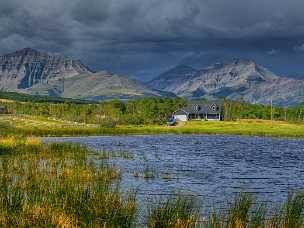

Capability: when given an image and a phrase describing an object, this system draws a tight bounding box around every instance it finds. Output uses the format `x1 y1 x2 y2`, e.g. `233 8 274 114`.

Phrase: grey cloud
2 0 304 51
294 43 304 52
0 0 304 79
267 49 279 55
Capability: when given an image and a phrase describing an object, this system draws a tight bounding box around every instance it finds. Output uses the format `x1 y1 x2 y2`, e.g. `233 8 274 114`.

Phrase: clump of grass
207 192 304 228
155 152 161 160
143 167 155 179
142 152 148 162
207 193 267 228
0 136 136 227
162 172 172 181
267 192 304 228
133 170 140 178
24 136 42 146
226 193 255 227
147 195 200 228
99 150 133 160
0 136 16 148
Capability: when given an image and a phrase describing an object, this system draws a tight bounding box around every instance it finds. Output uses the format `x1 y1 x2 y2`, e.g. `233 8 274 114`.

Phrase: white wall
174 114 188 121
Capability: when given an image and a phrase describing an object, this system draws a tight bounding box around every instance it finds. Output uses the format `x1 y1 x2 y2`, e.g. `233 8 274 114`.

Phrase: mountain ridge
149 59 304 106
0 48 174 100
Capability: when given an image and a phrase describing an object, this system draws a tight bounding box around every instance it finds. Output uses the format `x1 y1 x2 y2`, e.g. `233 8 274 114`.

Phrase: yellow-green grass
1 114 304 138
0 136 136 227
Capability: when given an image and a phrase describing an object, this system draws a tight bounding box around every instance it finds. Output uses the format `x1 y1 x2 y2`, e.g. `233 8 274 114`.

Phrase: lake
44 134 304 214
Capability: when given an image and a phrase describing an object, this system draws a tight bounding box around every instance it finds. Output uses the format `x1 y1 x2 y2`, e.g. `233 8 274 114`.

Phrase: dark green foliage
0 91 93 104
100 117 118 128
2 93 304 127
223 98 304 122
1 97 187 125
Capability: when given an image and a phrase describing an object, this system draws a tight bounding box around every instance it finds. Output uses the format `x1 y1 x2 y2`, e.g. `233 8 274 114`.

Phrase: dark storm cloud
0 0 304 79
0 0 75 52
69 0 304 42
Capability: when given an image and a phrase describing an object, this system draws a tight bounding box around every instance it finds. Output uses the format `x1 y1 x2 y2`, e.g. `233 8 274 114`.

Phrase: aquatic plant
162 172 173 181
143 167 155 179
276 192 304 228
142 152 148 162
133 170 140 178
147 195 200 228
99 150 133 160
0 137 136 227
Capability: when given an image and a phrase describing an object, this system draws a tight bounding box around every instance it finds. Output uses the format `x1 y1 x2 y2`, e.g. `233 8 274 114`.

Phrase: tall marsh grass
148 193 304 228
0 137 136 227
1 136 304 227
148 195 200 228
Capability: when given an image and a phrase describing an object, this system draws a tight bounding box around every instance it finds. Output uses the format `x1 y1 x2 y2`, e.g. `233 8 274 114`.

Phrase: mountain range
149 59 304 106
0 48 172 100
0 48 303 106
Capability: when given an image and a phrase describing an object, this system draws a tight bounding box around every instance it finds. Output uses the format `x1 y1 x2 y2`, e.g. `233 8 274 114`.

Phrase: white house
173 102 223 121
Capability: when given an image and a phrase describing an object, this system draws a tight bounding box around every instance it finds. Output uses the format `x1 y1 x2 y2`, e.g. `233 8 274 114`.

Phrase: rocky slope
149 59 304 106
0 48 173 100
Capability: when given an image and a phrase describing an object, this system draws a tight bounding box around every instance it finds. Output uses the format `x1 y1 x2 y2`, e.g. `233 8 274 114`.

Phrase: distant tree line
1 96 304 125
223 98 304 122
1 98 186 125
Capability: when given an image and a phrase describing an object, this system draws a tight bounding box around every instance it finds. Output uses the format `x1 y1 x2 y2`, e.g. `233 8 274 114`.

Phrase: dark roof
175 102 223 115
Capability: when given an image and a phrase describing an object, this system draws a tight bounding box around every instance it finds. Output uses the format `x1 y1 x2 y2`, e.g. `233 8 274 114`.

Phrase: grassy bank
1 114 304 138
0 136 136 226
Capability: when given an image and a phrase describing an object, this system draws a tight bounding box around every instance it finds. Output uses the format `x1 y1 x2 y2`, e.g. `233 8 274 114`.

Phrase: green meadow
1 114 304 138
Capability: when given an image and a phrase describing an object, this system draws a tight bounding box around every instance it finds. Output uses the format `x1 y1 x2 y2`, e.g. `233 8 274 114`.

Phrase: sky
0 0 304 81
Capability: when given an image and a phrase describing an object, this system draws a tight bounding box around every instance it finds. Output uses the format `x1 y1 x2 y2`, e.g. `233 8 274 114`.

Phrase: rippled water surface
45 134 304 212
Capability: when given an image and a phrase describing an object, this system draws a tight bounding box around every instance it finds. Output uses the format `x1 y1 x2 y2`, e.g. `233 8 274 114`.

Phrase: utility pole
270 99 273 121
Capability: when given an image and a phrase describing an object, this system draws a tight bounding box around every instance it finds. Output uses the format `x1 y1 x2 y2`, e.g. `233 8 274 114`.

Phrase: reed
147 195 200 228
2 136 304 227
143 167 155 179
99 150 133 160
0 137 136 227
272 192 304 228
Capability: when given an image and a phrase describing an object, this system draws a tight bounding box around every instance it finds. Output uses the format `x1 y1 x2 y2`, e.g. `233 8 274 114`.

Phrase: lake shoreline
44 134 304 223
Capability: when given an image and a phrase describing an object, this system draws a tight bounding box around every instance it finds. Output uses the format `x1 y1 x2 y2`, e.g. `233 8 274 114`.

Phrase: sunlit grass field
1 114 304 138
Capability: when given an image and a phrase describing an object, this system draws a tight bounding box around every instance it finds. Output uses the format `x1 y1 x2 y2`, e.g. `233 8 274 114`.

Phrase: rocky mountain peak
16 47 40 55
0 48 91 92
149 59 304 106
4 48 43 58
0 48 173 100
